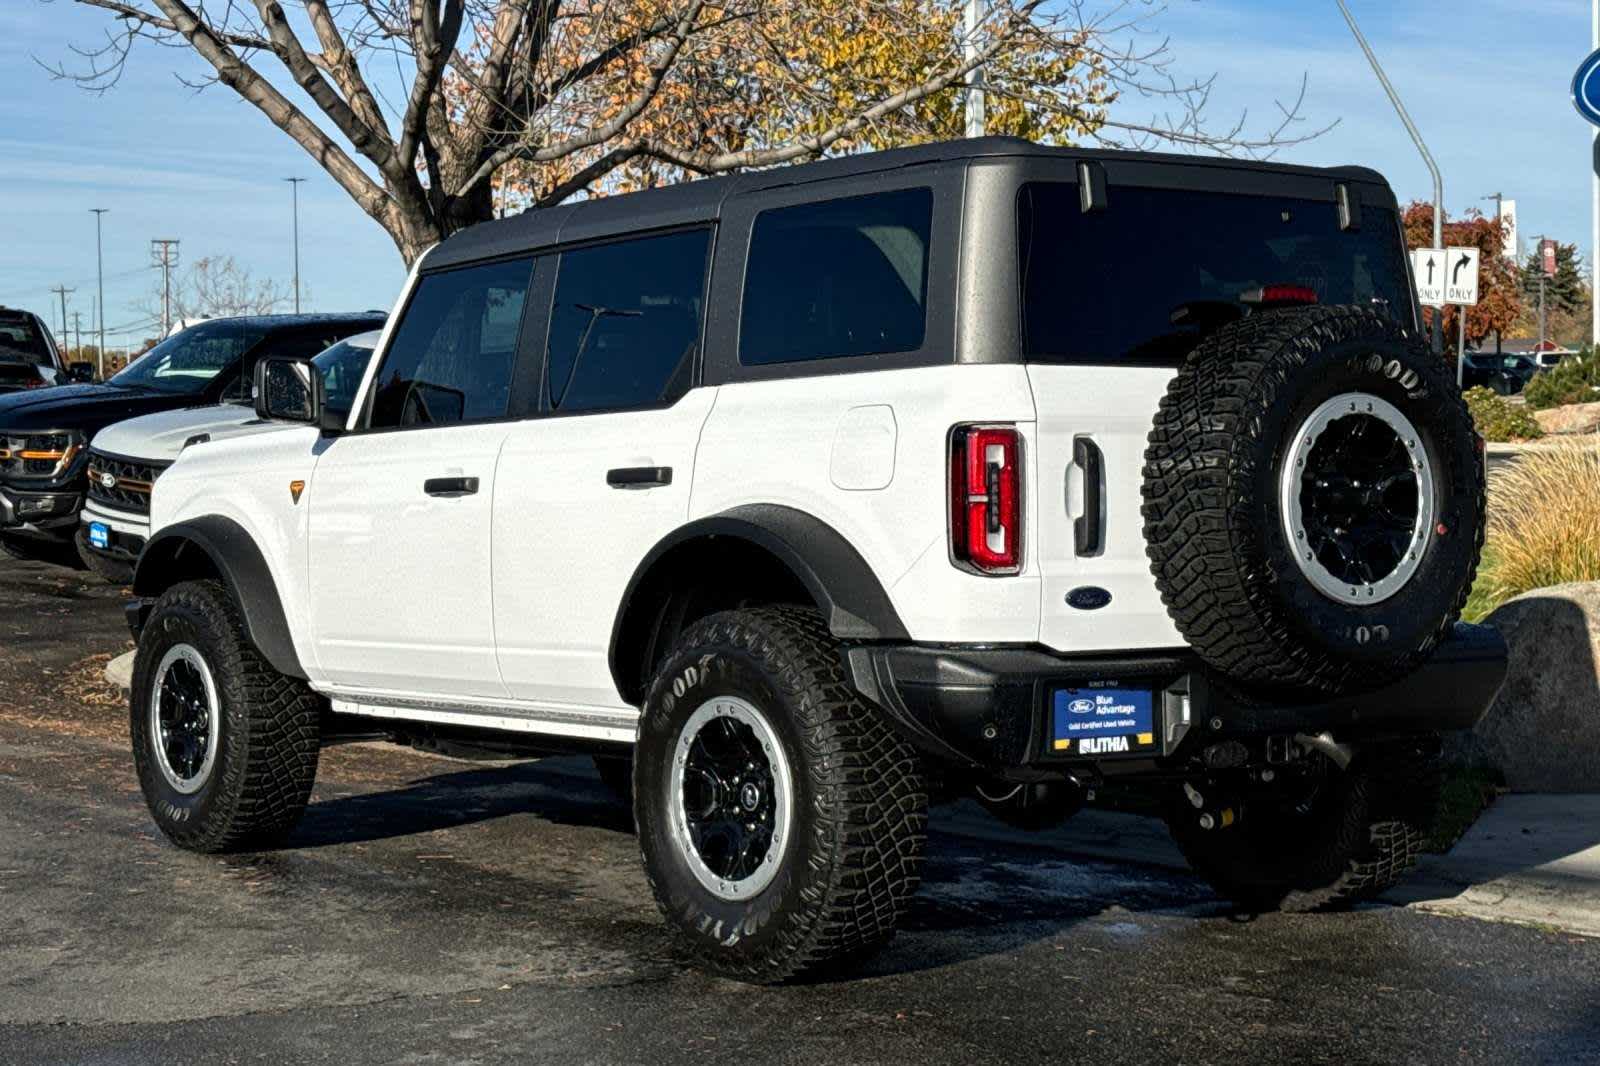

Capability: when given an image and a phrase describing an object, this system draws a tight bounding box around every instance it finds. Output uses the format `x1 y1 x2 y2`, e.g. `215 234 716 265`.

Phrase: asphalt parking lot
3 558 1599 1066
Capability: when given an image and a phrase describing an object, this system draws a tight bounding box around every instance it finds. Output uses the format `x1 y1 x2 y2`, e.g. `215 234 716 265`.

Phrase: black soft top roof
427 137 1391 270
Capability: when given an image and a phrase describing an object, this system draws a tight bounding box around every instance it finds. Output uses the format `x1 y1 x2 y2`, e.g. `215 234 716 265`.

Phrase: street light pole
285 177 305 313
963 0 985 138
90 208 108 380
1336 0 1445 356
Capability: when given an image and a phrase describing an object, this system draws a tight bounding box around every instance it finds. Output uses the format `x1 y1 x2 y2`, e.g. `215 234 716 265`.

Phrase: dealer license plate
88 522 110 550
1050 684 1159 758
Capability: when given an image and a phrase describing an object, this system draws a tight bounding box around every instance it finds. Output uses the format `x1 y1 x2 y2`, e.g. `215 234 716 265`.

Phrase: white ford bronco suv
124 139 1506 982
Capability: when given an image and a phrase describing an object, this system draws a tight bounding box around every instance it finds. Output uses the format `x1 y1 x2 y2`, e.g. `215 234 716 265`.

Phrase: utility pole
150 239 180 338
1484 193 1505 354
285 177 305 313
963 0 985 138
1337 1 1444 356
71 311 83 358
90 208 108 380
49 285 73 342
1536 234 1550 353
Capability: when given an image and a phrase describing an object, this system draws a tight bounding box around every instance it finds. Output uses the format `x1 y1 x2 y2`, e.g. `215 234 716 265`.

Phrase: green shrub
1523 346 1600 410
1463 386 1543 442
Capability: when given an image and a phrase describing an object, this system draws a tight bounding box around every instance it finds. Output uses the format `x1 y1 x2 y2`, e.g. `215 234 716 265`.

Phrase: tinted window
739 189 932 366
544 230 709 413
110 321 267 395
0 313 51 365
1018 183 1412 366
369 259 531 428
312 337 378 418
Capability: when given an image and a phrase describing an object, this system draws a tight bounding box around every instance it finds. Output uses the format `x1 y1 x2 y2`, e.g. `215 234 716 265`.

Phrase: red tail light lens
950 424 1022 574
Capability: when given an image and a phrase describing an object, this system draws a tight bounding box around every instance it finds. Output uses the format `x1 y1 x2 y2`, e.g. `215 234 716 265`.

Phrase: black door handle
424 476 479 497
607 466 672 489
1073 437 1103 557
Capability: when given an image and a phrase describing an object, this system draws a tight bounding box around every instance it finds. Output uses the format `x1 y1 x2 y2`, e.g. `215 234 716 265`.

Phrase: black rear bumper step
847 622 1508 771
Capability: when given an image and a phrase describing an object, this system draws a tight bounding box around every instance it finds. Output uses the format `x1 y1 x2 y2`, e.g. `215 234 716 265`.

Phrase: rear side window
369 259 532 428
1017 183 1412 366
739 188 932 366
544 229 710 413
0 313 51 364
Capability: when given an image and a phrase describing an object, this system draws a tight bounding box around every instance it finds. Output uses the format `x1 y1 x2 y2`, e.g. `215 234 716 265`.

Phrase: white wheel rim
149 643 221 795
1280 391 1435 606
668 696 794 902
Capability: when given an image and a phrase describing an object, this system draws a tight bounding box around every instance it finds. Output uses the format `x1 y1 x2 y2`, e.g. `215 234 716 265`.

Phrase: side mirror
254 356 326 426
68 362 95 383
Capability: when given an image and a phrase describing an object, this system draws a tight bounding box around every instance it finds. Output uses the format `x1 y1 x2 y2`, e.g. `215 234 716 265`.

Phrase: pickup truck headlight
0 430 87 481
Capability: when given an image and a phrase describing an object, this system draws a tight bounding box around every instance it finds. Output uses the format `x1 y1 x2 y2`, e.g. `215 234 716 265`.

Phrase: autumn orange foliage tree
58 0 1331 263
1401 201 1521 348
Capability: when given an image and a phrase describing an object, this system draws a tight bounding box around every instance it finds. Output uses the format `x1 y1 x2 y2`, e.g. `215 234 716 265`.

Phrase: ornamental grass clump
1474 442 1600 616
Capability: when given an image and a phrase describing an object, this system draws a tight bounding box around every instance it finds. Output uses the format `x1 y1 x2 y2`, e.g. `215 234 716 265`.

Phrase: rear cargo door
1016 176 1415 654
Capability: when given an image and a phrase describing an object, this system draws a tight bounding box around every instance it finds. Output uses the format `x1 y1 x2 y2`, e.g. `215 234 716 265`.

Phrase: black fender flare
132 515 307 680
609 504 910 699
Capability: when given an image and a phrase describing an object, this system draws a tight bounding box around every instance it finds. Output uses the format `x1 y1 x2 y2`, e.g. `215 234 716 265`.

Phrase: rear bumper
847 623 1508 773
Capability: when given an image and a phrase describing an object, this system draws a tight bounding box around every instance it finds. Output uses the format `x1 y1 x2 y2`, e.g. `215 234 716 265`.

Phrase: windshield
312 337 376 418
110 321 265 395
1018 183 1413 366
0 313 52 365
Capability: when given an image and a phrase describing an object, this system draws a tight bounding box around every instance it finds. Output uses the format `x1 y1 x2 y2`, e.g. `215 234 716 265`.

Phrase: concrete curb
105 651 134 691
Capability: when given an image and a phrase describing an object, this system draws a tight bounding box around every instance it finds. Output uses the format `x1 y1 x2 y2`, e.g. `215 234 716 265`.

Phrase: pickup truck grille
85 450 168 516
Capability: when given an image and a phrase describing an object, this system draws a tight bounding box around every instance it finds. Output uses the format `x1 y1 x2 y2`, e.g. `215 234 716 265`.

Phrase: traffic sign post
1442 246 1480 389
1413 248 1446 308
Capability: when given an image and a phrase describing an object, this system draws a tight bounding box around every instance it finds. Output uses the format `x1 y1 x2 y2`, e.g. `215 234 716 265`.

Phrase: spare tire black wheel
1142 305 1484 698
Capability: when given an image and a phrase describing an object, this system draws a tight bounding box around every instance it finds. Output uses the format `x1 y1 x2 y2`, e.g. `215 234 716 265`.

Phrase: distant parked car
0 306 91 394
77 330 382 583
1461 352 1538 395
0 311 385 568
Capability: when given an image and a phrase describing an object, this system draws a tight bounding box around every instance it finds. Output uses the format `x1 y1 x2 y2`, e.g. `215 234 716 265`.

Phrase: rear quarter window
1017 182 1412 366
739 188 933 366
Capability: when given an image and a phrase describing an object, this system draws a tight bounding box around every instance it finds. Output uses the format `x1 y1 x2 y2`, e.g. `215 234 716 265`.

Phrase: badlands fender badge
289 480 305 504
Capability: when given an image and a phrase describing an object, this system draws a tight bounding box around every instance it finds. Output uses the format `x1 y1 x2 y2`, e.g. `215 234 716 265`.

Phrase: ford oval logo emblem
1066 586 1112 611
100 472 117 489
1068 698 1095 715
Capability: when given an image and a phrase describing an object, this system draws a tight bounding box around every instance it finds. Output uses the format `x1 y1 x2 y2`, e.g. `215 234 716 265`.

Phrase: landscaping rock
1457 583 1600 792
1533 401 1600 436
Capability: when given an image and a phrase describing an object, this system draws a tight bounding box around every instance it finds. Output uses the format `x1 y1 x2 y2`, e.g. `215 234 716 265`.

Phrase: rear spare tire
1142 306 1484 697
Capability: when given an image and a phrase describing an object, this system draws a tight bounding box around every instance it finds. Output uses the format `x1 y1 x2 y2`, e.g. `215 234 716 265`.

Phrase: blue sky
1 0 1594 347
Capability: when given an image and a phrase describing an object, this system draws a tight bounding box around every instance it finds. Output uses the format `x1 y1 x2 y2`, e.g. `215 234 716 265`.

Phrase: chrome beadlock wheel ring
669 696 794 902
149 643 221 795
1280 391 1435 606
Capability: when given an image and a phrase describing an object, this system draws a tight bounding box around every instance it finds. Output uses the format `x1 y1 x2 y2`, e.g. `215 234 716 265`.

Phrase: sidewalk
1394 795 1600 937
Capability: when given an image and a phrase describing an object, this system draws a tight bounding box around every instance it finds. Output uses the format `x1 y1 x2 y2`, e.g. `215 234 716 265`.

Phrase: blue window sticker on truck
1051 685 1156 756
88 522 110 550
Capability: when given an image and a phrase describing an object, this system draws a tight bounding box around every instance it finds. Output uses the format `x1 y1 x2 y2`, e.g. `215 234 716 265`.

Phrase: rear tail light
950 424 1022 575
1240 284 1319 307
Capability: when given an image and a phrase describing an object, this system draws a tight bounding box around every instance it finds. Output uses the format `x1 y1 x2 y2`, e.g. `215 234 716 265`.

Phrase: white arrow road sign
1445 246 1480 307
1413 248 1446 307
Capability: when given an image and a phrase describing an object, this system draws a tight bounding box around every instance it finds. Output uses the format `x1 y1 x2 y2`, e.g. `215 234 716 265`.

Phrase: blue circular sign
1574 48 1600 127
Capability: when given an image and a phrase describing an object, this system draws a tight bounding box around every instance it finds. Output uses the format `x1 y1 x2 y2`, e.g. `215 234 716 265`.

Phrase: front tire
634 607 927 983
131 579 322 853
1166 744 1441 912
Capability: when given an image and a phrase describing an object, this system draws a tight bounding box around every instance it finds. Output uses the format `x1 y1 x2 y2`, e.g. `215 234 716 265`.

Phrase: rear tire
75 527 136 585
1166 743 1441 912
131 579 322 853
634 606 927 983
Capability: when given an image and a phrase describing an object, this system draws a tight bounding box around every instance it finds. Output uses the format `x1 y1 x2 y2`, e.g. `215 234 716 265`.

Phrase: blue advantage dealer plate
1051 684 1158 757
87 522 110 550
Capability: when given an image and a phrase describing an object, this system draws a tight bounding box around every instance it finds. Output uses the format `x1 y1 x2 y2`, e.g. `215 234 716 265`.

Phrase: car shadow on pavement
288 755 635 848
